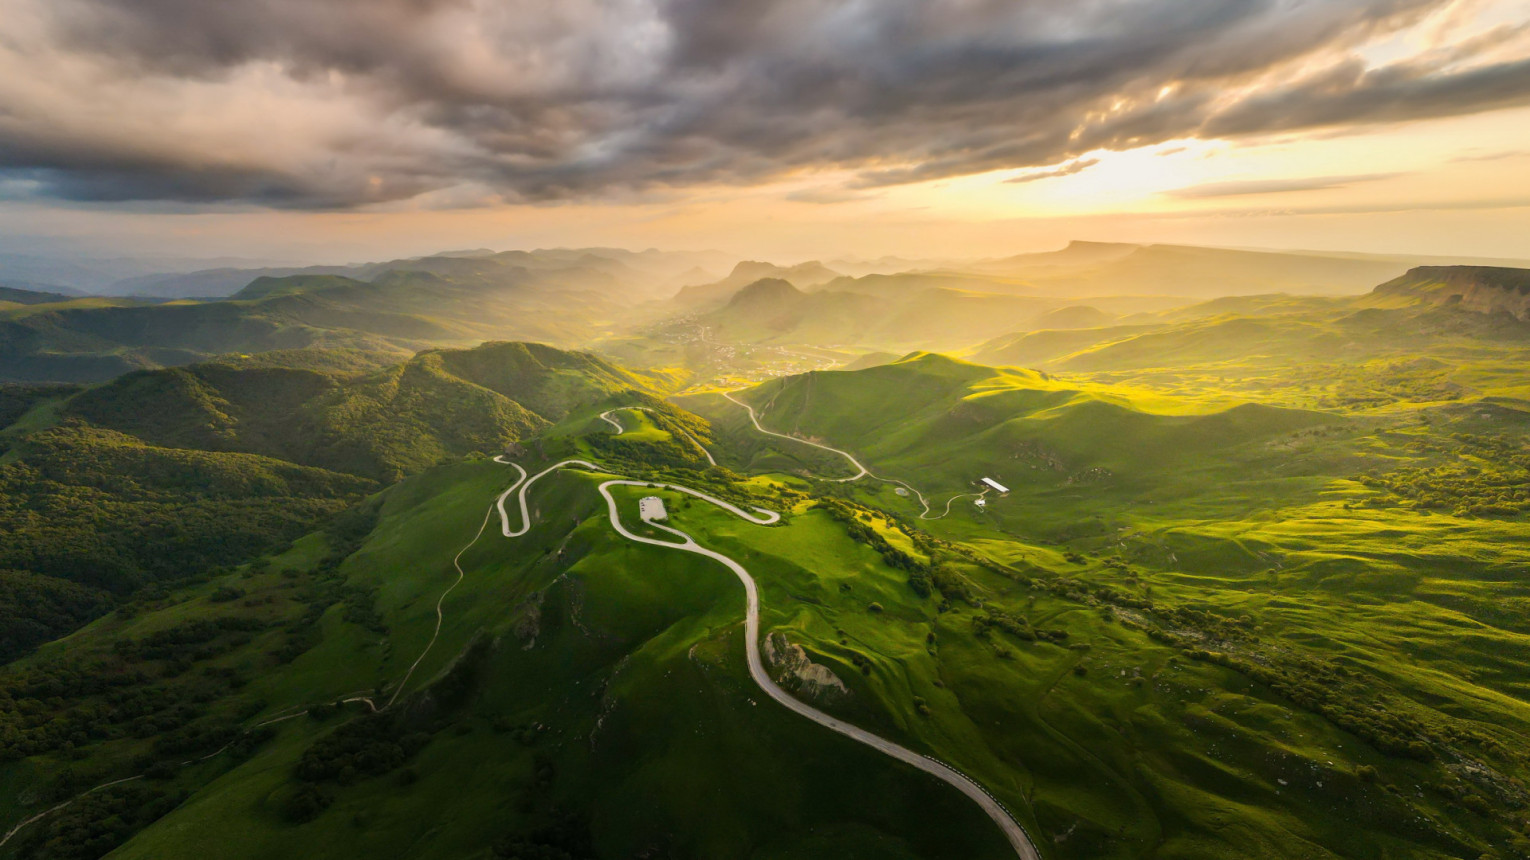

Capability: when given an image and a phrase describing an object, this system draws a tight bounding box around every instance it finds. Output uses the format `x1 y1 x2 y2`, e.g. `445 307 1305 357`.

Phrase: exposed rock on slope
764 632 849 700
1373 266 1530 320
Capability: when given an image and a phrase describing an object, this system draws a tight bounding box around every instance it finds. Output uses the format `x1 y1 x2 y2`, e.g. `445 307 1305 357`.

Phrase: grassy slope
6 341 1529 859
0 265 632 384
967 295 1530 416
0 342 667 667
61 341 661 482
681 353 1530 856
91 464 1014 860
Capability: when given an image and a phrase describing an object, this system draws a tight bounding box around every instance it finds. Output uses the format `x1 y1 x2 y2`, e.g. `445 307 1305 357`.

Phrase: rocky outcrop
763 631 849 700
1374 266 1530 321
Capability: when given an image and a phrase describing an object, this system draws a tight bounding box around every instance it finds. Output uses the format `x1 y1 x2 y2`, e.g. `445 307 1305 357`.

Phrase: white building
639 496 668 522
974 497 987 509
980 477 1010 495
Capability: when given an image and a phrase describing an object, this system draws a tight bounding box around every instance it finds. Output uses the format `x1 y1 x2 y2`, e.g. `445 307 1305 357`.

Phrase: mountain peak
728 260 782 280
726 277 805 309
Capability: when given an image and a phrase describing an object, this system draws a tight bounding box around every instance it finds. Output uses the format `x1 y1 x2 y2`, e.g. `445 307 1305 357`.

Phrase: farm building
639 496 668 522
980 477 1010 495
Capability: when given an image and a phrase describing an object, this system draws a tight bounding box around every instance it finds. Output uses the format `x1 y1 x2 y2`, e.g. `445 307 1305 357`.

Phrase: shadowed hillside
0 341 665 659
0 259 651 383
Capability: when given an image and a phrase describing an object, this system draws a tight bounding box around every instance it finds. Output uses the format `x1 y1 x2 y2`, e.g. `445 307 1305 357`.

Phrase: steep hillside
692 280 1062 350
723 352 1324 495
0 286 80 306
696 279 882 343
1370 265 1530 319
2 457 1024 860
1031 305 1114 329
0 262 634 383
966 267 1530 412
7 345 1530 860
64 341 657 482
673 260 842 308
101 247 732 300
0 341 664 659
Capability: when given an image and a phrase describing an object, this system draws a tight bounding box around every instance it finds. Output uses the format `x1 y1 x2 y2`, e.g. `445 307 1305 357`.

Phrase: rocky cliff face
1374 266 1530 320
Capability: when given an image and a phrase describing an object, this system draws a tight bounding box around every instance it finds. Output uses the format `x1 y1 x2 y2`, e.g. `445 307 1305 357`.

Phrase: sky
1 0 1529 265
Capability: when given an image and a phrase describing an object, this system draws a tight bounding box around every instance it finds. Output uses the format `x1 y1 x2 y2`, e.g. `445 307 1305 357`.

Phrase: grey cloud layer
1 0 1527 207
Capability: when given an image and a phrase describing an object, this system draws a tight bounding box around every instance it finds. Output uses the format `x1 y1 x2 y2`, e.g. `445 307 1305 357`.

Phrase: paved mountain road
598 406 718 466
721 390 986 520
2 443 1027 855
497 458 1040 860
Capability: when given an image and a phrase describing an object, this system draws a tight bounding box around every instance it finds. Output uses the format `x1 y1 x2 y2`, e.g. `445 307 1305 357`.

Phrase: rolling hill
672 260 844 309
708 352 1328 496
0 285 84 307
6 344 1524 860
0 341 665 659
691 278 1066 351
4 250 1530 860
968 266 1530 411
0 266 628 384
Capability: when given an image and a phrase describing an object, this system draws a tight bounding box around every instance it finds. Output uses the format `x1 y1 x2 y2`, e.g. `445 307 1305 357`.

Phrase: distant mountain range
0 247 736 299
7 240 1530 386
673 260 845 308
0 249 726 382
969 265 1530 371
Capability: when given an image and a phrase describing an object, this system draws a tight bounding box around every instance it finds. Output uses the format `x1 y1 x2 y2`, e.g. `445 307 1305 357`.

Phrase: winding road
599 406 718 467
5 417 1025 855
496 458 1040 860
721 391 987 519
385 458 529 708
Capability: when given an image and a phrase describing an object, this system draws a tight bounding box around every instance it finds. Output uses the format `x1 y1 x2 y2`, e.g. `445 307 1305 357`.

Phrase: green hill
64 341 659 482
716 352 1327 496
966 268 1530 412
694 280 1062 351
0 286 80 306
1368 265 1530 319
0 261 639 384
1030 305 1113 329
0 341 664 660
6 255 1530 860
673 260 843 308
7 349 1529 859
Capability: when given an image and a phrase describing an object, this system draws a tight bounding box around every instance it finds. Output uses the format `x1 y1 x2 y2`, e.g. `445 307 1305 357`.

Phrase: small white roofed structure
639 496 668 522
974 497 987 508
980 477 1010 495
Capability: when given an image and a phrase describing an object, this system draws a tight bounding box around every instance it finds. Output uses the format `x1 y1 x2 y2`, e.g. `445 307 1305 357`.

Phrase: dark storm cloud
1 0 1526 208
